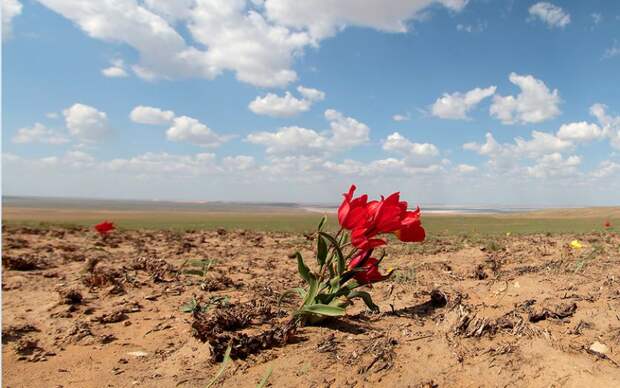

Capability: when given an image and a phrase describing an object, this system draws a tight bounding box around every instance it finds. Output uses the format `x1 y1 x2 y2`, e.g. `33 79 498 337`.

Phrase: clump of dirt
200 275 236 291
2 255 46 271
191 300 291 360
2 323 39 343
81 257 125 293
59 289 83 305
63 321 94 344
95 310 128 324
131 255 177 282
528 302 577 322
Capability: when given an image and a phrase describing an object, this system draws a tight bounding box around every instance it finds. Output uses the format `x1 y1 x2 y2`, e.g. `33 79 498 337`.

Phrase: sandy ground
3 225 620 387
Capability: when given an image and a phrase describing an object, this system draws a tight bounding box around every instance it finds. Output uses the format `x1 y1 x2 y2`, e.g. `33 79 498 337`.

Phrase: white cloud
603 40 620 60
463 132 519 173
106 152 218 175
312 131 443 178
382 132 439 157
464 131 573 174
36 0 469 87
63 150 96 168
392 114 410 122
247 109 369 154
556 121 603 142
591 13 602 25
591 160 620 178
37 0 216 81
590 103 620 149
249 86 325 118
12 123 70 145
324 109 370 149
187 0 312 87
513 130 572 157
222 155 256 171
323 157 443 177
454 164 477 173
102 59 129 78
2 0 22 40
528 2 570 28
46 112 60 119
456 21 485 33
142 0 194 23
431 86 496 120
63 103 110 142
166 116 228 148
263 0 468 40
130 105 175 125
527 153 581 178
259 155 328 183
490 73 560 124
296 86 325 102
247 126 327 154
463 133 501 156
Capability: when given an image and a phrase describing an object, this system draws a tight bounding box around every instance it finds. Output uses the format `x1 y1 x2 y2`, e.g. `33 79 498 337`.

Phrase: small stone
590 341 609 355
127 351 148 358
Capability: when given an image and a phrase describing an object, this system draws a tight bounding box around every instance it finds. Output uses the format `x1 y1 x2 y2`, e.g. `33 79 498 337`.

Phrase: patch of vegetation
483 239 506 252
180 295 230 313
390 266 417 285
574 244 604 273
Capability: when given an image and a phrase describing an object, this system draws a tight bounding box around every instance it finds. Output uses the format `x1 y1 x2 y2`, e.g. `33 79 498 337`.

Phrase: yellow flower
506 232 511 236
570 240 583 249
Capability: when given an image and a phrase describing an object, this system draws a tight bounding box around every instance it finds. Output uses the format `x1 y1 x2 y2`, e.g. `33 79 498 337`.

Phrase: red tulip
395 207 426 242
337 185 369 230
348 252 392 284
351 227 387 250
349 190 425 248
94 221 115 235
604 220 612 229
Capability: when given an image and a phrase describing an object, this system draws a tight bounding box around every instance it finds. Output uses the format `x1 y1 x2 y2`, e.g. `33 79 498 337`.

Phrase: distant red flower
94 221 115 235
604 220 613 229
348 251 392 284
337 185 369 230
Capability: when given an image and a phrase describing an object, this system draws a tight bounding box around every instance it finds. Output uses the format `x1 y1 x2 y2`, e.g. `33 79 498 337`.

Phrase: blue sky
2 0 620 205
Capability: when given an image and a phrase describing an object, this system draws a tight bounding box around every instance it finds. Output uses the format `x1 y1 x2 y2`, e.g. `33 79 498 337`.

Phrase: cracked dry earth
3 225 620 387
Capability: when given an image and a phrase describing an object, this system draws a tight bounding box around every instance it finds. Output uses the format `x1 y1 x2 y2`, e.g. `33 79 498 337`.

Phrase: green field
3 207 617 236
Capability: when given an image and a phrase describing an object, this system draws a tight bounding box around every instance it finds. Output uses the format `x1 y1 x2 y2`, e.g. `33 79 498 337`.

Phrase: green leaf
301 304 346 317
296 252 312 284
329 276 340 293
183 269 206 276
348 291 379 312
256 366 273 388
278 287 306 304
319 232 346 275
187 259 213 266
180 303 195 313
316 235 328 268
206 344 233 388
302 276 319 307
317 215 327 232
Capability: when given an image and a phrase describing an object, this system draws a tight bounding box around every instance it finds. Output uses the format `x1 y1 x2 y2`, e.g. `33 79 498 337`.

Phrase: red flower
350 190 425 249
348 251 392 284
95 221 115 235
337 185 369 230
604 220 612 229
395 207 426 242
